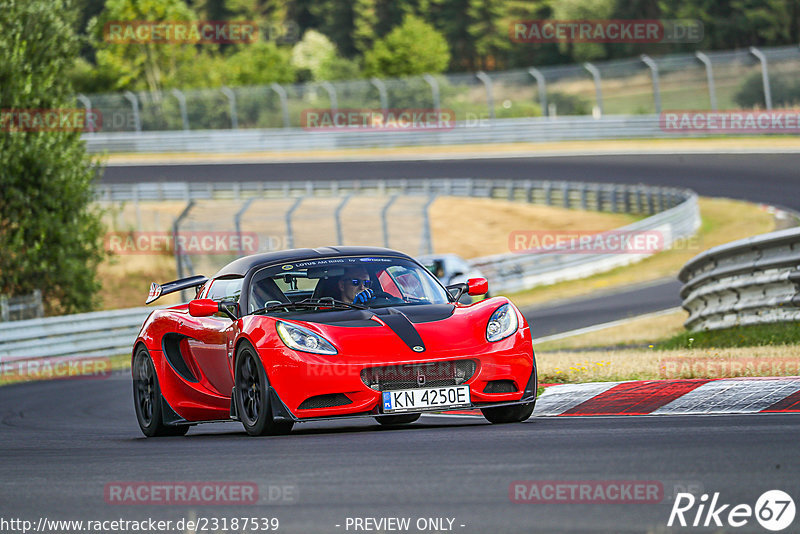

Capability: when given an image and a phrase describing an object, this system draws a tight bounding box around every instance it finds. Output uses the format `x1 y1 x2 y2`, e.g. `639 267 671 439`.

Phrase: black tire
375 413 421 426
481 402 535 424
234 344 294 436
132 347 190 437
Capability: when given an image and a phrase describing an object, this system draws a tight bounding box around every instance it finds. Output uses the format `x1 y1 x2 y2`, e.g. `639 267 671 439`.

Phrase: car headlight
276 321 337 355
486 303 518 342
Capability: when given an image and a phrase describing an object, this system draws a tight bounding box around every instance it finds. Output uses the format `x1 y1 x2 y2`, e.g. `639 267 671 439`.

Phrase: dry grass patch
508 197 776 308
430 197 636 259
538 345 800 384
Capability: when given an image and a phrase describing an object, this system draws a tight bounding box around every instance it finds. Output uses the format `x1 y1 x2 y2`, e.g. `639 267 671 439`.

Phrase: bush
547 92 591 116
734 71 800 108
364 15 450 78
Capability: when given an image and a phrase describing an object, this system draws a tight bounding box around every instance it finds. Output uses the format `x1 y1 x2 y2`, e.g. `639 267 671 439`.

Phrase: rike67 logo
668 490 795 531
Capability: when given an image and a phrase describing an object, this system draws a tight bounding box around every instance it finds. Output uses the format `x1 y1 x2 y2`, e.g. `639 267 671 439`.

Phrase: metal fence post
623 186 631 213
423 74 440 112
170 89 190 131
561 182 570 208
285 196 304 249
334 195 352 245
234 198 256 257
595 184 602 211
76 94 97 133
610 185 618 213
583 63 603 117
420 194 437 255
528 68 548 117
370 78 389 114
173 200 195 301
0 295 8 322
543 181 552 206
320 81 338 112
122 90 141 133
749 47 773 110
133 184 141 231
636 187 643 214
381 195 398 248
640 55 661 114
270 83 290 128
580 183 588 210
695 52 718 111
33 289 44 319
476 71 496 120
221 87 238 129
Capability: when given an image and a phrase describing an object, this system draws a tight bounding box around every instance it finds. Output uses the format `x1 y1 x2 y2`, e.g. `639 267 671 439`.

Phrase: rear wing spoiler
146 275 209 304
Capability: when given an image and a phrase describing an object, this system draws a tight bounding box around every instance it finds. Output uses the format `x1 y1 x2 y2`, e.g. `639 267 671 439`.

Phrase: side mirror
467 277 489 296
188 299 219 317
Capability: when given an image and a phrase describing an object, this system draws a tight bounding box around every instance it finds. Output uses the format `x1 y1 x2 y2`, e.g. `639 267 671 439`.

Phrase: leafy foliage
364 15 450 77
0 0 106 314
734 71 800 108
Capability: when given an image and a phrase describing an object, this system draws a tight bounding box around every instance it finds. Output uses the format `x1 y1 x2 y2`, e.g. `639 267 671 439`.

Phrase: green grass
657 322 800 350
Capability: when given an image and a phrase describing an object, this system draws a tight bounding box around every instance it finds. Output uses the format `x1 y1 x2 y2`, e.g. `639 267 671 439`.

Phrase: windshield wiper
300 298 367 310
250 299 366 315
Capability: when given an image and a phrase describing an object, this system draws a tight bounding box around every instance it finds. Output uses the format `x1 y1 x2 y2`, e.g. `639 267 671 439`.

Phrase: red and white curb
534 377 800 416
437 377 800 418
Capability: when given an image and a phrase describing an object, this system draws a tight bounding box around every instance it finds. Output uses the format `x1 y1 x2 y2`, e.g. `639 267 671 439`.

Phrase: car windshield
248 255 451 314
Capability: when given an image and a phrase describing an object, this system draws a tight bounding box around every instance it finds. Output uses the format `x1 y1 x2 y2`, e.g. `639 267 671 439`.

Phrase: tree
364 14 450 77
291 30 361 81
659 0 798 50
550 0 616 62
90 0 200 92
0 0 106 314
223 41 296 85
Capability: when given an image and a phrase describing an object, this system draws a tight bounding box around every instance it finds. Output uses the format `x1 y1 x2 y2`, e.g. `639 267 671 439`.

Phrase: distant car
417 253 489 302
132 246 536 437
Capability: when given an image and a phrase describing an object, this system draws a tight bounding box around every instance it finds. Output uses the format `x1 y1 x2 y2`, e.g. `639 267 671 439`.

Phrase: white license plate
381 385 470 413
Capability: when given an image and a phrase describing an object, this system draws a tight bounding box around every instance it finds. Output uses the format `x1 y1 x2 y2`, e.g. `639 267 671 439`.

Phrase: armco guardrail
472 190 698 293
0 307 152 362
83 115 701 154
679 227 800 331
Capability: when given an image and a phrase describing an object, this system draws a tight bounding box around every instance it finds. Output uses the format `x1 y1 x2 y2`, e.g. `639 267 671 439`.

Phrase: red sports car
132 247 537 437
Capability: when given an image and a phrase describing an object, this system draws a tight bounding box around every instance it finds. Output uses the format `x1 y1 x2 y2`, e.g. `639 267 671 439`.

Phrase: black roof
212 246 414 278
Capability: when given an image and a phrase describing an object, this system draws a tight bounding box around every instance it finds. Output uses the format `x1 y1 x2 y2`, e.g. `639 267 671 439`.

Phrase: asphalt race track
521 278 682 338
2 374 799 533
102 153 800 210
